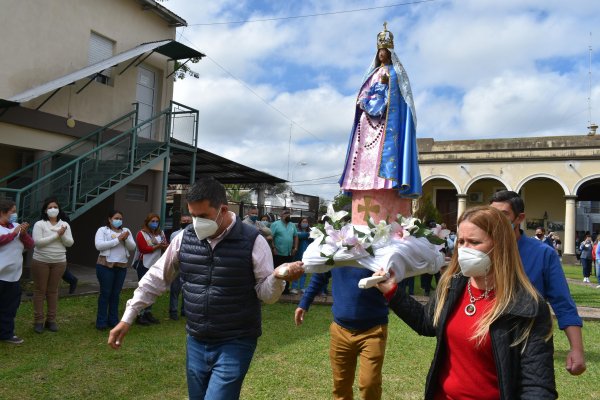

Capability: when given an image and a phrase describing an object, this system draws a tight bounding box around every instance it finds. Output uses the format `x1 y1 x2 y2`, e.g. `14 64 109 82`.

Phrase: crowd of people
0 185 589 399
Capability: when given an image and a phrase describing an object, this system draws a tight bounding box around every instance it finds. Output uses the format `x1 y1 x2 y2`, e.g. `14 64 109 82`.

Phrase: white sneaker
584 277 590 283
596 285 600 289
289 289 299 295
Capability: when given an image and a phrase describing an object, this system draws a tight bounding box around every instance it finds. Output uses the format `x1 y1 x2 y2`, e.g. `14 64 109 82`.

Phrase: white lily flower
309 226 325 244
400 216 419 234
371 220 391 244
326 203 348 223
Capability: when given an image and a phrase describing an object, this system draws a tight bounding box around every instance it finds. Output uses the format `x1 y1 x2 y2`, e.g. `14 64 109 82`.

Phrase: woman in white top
31 197 74 333
133 212 168 325
94 210 136 330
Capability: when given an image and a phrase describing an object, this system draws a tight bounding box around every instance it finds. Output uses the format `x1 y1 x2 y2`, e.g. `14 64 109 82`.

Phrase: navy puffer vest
179 218 261 342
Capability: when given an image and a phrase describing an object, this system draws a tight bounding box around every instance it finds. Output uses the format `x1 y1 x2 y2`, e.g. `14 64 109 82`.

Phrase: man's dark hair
186 177 227 208
489 190 524 215
535 226 545 233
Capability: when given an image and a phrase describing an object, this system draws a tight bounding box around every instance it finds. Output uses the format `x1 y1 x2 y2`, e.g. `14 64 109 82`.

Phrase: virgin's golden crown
377 22 394 49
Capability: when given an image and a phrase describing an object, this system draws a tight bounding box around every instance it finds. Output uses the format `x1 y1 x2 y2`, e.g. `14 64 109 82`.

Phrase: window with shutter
88 32 115 85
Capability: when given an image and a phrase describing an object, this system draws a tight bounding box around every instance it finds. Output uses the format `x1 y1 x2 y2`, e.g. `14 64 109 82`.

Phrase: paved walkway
24 264 600 322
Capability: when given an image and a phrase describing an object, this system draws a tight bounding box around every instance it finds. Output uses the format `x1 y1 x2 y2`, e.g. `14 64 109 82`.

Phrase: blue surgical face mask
148 221 159 230
111 218 123 228
9 213 18 224
260 221 270 227
301 222 309 229
249 215 258 222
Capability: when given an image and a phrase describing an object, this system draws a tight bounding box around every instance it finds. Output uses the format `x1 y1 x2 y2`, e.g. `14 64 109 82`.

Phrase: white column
456 194 467 224
564 195 577 257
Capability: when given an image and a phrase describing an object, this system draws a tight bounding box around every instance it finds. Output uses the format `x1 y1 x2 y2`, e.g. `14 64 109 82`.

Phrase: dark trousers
582 258 592 278
0 280 22 340
273 255 293 293
399 277 414 295
169 275 185 317
135 263 153 314
62 267 78 285
420 273 440 294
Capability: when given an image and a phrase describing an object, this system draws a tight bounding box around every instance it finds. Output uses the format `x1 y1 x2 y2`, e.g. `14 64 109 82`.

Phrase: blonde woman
31 197 74 333
375 206 556 399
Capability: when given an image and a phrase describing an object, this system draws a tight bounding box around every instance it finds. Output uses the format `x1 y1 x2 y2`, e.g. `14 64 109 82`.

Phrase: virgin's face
378 49 391 64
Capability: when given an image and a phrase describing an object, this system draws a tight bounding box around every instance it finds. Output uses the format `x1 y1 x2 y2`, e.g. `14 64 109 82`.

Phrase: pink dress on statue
340 65 395 191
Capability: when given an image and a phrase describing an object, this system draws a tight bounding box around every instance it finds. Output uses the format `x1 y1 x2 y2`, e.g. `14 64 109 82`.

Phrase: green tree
415 194 442 224
224 185 252 204
332 192 352 213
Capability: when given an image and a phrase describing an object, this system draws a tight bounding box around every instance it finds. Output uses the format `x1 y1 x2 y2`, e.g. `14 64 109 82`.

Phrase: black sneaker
136 315 151 326
45 321 58 332
69 278 78 295
144 312 160 324
3 336 24 345
169 313 179 321
34 323 44 334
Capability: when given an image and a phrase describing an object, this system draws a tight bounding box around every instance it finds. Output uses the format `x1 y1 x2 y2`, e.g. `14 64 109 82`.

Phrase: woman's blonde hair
433 205 545 347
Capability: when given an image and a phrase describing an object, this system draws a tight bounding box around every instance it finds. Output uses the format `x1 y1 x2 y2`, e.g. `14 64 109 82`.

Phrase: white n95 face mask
192 209 222 241
457 247 493 277
47 208 60 218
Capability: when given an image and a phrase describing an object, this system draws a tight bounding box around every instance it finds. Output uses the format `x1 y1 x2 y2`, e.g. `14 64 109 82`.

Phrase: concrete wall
1 0 176 127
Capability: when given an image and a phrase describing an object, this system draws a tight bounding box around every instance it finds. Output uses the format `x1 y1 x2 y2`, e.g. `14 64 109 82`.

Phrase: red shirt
434 284 499 400
0 221 34 249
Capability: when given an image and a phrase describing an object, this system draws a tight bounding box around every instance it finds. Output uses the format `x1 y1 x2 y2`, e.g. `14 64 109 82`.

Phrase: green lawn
1 291 599 399
563 263 588 281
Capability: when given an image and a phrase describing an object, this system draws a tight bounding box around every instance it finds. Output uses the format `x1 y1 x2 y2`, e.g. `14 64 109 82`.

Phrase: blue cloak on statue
339 48 422 198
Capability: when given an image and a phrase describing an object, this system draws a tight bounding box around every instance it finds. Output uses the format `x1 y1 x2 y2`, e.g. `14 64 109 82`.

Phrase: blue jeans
291 273 306 290
581 258 592 278
186 335 257 400
96 265 127 328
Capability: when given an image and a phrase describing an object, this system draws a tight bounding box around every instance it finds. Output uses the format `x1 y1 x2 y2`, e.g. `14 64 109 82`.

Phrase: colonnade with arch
417 135 600 261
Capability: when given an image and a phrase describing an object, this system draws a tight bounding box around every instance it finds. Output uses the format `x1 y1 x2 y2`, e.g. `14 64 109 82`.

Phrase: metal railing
0 106 138 190
0 102 198 223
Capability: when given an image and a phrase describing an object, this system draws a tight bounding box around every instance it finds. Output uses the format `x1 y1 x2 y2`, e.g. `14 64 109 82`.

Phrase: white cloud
164 0 600 202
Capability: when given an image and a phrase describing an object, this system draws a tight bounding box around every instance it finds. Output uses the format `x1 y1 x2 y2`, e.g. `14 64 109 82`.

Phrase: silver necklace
464 280 492 316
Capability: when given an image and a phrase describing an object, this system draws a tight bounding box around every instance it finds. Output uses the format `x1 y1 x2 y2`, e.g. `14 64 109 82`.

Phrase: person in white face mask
31 197 74 333
108 177 304 400
373 205 556 400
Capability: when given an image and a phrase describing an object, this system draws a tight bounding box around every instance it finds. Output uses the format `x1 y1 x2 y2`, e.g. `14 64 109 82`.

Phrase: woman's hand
374 269 396 294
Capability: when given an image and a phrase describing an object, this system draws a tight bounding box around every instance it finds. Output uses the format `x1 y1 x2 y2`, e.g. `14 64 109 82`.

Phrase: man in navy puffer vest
109 177 304 400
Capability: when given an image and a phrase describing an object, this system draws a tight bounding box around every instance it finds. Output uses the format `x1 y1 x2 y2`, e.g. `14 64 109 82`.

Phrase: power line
187 0 437 26
178 33 325 142
291 174 341 183
292 182 341 186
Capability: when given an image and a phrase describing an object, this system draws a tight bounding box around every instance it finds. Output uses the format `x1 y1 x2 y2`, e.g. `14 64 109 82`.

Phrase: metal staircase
0 101 198 223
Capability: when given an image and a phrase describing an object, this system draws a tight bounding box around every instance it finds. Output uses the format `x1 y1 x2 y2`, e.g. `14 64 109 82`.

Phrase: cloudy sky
164 0 600 202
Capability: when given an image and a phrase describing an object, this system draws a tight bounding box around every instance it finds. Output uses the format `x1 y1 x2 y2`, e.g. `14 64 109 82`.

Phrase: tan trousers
31 259 67 323
329 321 388 400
